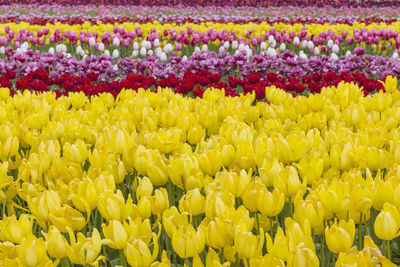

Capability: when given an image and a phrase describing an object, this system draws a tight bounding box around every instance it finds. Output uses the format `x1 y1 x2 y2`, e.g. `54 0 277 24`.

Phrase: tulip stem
119 249 128 267
387 240 391 260
255 212 260 233
358 213 363 249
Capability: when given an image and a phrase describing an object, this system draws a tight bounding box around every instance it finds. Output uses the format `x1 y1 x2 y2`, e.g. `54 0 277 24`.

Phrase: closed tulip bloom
97 190 133 221
234 226 264 259
136 176 153 201
172 224 205 258
151 188 169 215
0 214 33 244
217 169 251 198
17 234 52 267
374 203 400 241
288 247 320 267
125 233 159 267
70 178 98 211
380 75 398 93
325 219 355 254
123 217 152 245
102 220 128 250
199 149 222 176
257 187 285 217
319 180 351 214
27 190 62 229
49 204 88 232
235 141 256 170
274 166 304 198
187 124 205 145
63 139 88 164
265 227 289 261
42 226 68 259
162 207 189 238
277 133 306 164
66 228 104 266
241 179 265 212
294 199 325 230
179 188 205 216
205 219 231 249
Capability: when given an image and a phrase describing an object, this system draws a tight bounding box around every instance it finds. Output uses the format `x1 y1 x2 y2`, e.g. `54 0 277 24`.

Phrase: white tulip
112 64 118 71
223 41 230 49
164 43 173 53
194 47 200 53
267 47 276 57
307 41 314 49
104 49 110 57
260 42 267 50
98 42 105 52
314 47 320 55
279 43 286 51
232 41 238 50
293 37 300 46
112 38 120 47
238 43 245 51
345 50 352 57
48 47 55 55
155 47 162 56
147 50 153 56
132 50 138 57
112 49 119 58
330 52 338 60
299 51 308 60
0 47 5 54
201 44 208 52
301 40 307 49
327 39 334 48
160 52 167 62
332 44 339 54
269 39 276 48
268 35 275 43
182 55 187 61
140 47 147 56
153 39 160 48
88 37 96 47
133 42 139 50
392 52 399 59
219 47 225 53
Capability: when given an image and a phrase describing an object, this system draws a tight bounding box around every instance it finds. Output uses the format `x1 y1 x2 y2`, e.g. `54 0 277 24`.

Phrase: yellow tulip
234 226 264 259
97 190 133 221
66 228 104 266
172 224 205 258
17 234 53 267
325 219 355 254
102 220 128 250
0 214 33 244
374 203 400 241
42 226 68 259
265 227 289 261
151 188 169 215
179 188 205 216
123 217 152 245
162 207 189 238
257 187 285 217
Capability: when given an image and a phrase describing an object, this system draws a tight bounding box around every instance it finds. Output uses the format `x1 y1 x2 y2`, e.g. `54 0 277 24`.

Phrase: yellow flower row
2 20 400 40
0 78 399 266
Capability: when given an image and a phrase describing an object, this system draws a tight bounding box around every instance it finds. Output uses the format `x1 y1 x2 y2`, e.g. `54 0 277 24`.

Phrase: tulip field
2 0 400 266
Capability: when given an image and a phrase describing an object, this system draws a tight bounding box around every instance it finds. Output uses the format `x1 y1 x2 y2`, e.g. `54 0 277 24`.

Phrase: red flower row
4 69 387 99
